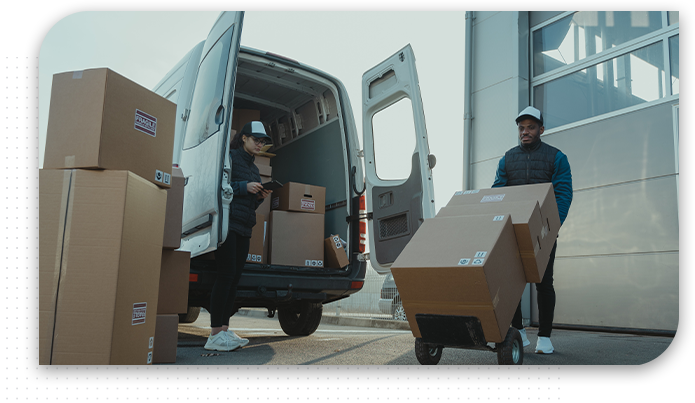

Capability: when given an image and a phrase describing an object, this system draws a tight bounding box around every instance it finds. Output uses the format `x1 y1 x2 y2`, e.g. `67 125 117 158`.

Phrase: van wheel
178 306 201 323
278 302 323 336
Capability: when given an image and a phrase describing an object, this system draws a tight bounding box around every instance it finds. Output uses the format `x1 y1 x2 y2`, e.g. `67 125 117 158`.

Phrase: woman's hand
257 189 272 200
247 182 263 194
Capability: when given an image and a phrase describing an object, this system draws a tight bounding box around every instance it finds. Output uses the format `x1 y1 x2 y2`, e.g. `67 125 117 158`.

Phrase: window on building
530 11 678 130
534 42 665 129
669 35 679 95
533 11 662 77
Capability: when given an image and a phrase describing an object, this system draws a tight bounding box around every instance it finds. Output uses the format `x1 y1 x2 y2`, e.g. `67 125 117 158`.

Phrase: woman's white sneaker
226 330 249 347
204 332 241 352
535 336 554 354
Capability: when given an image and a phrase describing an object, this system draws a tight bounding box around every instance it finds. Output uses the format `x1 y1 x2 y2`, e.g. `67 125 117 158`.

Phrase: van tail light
358 194 368 253
350 281 364 289
189 274 198 282
358 221 367 253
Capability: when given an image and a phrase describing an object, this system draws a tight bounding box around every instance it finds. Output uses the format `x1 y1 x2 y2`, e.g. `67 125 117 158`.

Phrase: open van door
362 44 436 274
178 11 244 257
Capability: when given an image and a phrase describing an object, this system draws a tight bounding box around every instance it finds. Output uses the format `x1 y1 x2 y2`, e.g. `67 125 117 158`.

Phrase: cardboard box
391 214 526 343
232 108 261 133
269 210 324 267
324 235 350 269
157 250 191 314
436 201 549 282
257 174 272 218
255 156 272 177
271 182 326 215
39 169 167 365
163 167 185 249
43 68 176 188
246 213 267 264
152 314 179 364
444 183 560 282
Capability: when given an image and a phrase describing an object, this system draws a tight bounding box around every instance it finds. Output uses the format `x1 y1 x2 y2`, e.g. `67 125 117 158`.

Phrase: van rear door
178 11 244 257
362 44 436 274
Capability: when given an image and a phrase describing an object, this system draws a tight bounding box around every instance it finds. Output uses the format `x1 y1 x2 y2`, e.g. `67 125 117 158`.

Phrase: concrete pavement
165 308 673 365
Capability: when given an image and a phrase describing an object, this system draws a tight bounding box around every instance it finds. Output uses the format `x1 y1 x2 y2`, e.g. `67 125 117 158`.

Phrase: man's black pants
512 241 557 338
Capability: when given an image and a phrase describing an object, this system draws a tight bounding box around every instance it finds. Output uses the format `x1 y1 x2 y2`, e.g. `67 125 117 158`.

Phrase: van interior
233 49 352 255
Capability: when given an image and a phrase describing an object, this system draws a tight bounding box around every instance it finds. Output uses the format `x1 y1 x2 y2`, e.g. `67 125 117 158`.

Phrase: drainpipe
462 11 474 191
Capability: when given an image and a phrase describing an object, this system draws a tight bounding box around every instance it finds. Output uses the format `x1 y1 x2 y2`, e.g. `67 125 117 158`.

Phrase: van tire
178 306 201 324
278 302 323 336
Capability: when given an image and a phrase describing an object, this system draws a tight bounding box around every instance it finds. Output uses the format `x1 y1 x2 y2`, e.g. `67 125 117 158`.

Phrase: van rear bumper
186 259 367 310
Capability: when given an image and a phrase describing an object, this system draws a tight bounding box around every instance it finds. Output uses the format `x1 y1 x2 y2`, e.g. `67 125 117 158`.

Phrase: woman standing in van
204 121 273 352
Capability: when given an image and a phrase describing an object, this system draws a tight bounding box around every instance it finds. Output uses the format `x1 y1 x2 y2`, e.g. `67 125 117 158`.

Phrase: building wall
467 11 679 331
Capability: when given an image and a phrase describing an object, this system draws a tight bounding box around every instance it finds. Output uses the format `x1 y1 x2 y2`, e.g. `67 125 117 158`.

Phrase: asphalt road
157 310 673 366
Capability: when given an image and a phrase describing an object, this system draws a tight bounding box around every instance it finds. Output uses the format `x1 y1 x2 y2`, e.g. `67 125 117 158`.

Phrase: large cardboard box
437 201 549 282
271 182 326 215
152 314 179 364
324 235 350 269
39 169 167 365
163 167 185 249
268 210 324 267
232 108 261 133
444 183 560 282
157 250 191 315
246 213 267 264
391 214 526 343
43 68 175 188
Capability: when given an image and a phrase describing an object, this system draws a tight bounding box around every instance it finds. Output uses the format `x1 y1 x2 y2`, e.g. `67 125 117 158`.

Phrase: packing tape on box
304 184 311 197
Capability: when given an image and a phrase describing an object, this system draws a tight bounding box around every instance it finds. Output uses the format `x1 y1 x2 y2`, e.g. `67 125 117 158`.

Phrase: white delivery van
153 11 435 336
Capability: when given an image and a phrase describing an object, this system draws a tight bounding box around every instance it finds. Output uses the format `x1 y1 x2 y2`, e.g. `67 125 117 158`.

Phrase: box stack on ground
154 167 190 364
390 183 560 343
40 68 176 365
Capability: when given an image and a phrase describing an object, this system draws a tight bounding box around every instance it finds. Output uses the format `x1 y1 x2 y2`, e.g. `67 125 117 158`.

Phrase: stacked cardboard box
268 182 326 267
154 166 190 363
39 68 176 365
390 183 560 344
249 151 272 264
441 183 560 282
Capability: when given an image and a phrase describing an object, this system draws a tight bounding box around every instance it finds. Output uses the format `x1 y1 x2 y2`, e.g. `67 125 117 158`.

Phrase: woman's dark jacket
228 147 263 237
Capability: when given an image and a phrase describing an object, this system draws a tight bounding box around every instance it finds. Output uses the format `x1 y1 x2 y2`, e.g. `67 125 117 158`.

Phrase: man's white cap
516 106 543 126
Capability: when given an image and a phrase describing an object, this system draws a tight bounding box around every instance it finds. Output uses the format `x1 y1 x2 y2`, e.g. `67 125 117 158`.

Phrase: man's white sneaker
518 328 531 347
535 336 554 354
226 330 249 347
204 332 241 352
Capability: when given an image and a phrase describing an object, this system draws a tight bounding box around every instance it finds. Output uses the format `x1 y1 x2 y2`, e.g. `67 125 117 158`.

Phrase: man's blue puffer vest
504 140 559 186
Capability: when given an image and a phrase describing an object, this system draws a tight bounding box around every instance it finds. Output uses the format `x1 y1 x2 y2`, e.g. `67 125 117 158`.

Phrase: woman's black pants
209 231 250 328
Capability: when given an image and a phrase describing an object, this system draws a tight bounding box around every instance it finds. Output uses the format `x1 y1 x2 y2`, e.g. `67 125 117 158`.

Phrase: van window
371 98 416 180
183 27 234 150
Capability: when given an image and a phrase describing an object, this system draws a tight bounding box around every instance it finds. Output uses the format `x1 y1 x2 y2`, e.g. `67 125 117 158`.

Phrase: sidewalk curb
237 308 411 331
